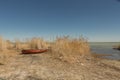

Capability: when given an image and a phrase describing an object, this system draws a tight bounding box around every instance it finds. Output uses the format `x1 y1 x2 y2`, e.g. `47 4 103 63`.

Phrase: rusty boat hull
21 49 48 54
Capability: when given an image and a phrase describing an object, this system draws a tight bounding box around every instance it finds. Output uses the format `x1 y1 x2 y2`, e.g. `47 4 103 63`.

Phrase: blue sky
0 0 120 42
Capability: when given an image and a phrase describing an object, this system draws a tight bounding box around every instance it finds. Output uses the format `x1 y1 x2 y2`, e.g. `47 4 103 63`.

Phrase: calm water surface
90 42 120 60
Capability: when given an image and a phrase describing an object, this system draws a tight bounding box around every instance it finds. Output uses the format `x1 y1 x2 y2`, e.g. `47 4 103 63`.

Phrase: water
90 42 120 60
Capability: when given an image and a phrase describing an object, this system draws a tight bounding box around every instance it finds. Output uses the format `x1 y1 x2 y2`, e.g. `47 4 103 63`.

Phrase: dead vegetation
0 37 49 51
0 36 91 64
51 36 91 63
0 36 120 80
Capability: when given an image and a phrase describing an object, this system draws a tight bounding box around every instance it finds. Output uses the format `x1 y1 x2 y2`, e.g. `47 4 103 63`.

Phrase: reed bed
0 36 91 63
29 37 49 49
0 36 7 51
0 37 49 50
0 37 49 64
51 36 91 63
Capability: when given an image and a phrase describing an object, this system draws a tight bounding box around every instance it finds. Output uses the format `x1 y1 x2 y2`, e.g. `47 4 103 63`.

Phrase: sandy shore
0 51 120 80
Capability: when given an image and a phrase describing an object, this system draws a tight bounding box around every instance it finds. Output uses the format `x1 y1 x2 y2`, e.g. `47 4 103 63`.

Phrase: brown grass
0 36 7 51
29 37 48 49
0 37 50 51
51 36 91 63
1 36 120 80
0 36 91 63
0 36 14 51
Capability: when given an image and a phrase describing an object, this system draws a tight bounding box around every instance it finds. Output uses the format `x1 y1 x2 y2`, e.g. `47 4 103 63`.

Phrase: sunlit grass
51 36 91 63
0 36 91 63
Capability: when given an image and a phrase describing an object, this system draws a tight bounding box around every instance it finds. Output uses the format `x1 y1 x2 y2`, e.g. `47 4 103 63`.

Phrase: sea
89 42 120 60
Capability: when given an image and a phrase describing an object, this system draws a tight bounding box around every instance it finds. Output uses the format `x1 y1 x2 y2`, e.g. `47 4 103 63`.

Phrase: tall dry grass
14 37 49 50
0 36 91 63
0 37 14 51
51 36 91 63
0 36 3 50
27 37 49 49
0 36 7 51
0 37 49 51
0 37 50 64
14 39 22 50
6 40 13 49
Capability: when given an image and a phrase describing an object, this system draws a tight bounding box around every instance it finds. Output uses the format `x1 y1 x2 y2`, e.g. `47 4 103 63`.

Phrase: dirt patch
0 51 120 80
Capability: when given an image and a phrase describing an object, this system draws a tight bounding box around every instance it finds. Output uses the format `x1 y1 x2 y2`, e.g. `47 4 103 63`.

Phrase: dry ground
0 51 120 80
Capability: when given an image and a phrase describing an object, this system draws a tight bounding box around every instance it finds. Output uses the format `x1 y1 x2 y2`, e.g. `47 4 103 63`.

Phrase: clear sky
0 0 120 42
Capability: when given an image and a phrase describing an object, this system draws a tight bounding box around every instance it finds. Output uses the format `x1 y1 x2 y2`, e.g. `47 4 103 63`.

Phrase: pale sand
0 51 120 80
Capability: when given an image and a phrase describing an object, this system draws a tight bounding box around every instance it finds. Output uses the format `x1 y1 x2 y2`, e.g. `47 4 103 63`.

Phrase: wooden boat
21 49 48 54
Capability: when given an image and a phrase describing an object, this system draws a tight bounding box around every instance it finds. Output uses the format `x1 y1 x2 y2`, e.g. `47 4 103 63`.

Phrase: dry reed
51 36 91 63
0 36 91 63
29 37 49 49
0 36 7 51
